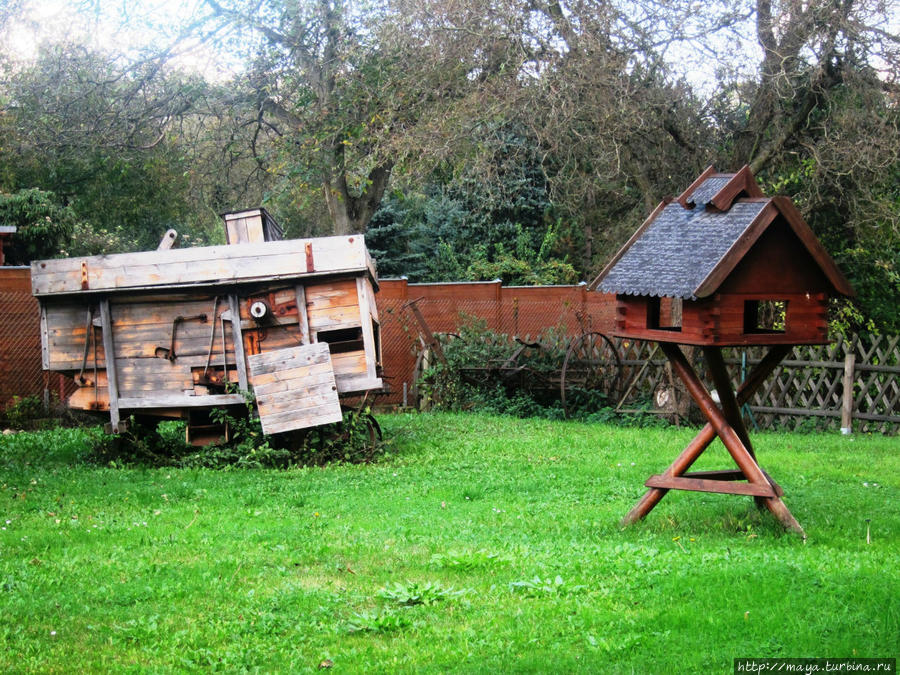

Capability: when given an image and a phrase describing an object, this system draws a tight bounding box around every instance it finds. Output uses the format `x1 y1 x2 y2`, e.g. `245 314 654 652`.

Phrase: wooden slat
229 295 249 391
257 392 337 418
118 393 246 409
250 362 335 388
99 299 121 431
308 306 363 331
331 350 367 376
357 277 378 382
645 475 776 497
304 280 358 310
248 344 332 374
335 374 383 394
295 284 310 345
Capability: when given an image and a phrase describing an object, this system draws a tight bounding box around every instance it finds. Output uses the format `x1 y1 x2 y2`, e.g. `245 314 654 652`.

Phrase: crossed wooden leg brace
622 342 806 538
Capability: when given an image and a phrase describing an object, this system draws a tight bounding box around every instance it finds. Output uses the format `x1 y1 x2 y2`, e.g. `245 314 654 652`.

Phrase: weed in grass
346 609 412 634
378 581 470 606
429 549 513 571
509 575 587 597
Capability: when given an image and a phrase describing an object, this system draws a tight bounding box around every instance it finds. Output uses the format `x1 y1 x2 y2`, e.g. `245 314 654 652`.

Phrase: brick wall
375 279 616 405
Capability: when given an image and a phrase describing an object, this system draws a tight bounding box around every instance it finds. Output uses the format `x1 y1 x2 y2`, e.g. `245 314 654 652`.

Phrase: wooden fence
614 334 900 434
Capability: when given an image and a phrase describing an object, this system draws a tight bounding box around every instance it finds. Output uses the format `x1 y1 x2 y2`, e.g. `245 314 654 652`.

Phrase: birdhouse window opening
647 296 682 332
743 299 787 334
318 327 364 354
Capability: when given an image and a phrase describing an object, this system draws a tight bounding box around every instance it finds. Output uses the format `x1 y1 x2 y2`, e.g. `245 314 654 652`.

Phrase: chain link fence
0 268 72 412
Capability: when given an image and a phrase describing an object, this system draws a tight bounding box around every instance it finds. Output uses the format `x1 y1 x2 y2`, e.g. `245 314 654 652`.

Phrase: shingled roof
591 166 854 300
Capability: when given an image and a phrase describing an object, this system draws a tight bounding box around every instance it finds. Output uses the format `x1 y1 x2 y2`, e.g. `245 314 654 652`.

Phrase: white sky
2 0 239 79
3 0 897 94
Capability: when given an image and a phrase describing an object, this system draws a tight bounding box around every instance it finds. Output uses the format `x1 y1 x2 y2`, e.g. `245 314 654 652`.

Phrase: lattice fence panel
613 334 899 434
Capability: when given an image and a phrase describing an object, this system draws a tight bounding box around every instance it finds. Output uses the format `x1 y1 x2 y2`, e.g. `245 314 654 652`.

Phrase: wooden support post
228 294 249 391
662 343 805 536
98 299 121 432
623 343 804 537
841 336 857 434
623 344 790 526
704 346 767 510
357 277 378 382
294 284 310 345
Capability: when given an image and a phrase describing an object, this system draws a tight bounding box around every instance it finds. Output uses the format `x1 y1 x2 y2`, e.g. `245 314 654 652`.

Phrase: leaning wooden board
248 343 343 435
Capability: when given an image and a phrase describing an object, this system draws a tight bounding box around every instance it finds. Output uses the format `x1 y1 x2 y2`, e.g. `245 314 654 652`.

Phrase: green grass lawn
1 412 897 673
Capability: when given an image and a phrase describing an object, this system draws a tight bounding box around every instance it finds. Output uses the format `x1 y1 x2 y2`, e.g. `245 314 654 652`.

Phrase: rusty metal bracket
155 313 208 362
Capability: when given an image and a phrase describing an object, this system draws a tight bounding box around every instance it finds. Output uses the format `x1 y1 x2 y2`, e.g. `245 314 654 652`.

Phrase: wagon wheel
561 332 622 418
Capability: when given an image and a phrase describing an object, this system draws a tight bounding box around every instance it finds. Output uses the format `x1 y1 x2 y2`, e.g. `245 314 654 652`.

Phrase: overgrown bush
2 395 48 430
86 394 383 469
418 315 642 423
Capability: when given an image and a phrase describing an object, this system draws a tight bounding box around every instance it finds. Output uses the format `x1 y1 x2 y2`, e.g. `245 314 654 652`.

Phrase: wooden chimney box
593 166 854 346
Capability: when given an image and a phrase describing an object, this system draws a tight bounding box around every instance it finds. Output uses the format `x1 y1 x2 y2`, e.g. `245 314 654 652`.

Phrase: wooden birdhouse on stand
591 166 854 537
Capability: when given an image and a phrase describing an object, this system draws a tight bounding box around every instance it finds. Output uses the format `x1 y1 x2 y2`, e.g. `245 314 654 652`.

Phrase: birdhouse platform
592 166 854 536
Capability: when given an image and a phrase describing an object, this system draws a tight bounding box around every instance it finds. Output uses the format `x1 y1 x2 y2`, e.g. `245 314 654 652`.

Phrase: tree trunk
322 162 393 235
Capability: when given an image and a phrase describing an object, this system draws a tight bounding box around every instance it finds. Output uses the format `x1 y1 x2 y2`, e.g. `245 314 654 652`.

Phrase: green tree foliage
0 43 218 254
0 188 77 264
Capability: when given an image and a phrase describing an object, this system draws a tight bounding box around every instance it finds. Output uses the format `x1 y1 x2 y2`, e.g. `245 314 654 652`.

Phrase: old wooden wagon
31 209 383 443
592 166 854 536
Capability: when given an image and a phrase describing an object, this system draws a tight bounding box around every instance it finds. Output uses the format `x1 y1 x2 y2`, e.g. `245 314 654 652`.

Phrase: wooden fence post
840 334 857 435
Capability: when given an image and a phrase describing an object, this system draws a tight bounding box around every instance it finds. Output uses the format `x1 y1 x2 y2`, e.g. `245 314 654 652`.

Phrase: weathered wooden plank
118 393 246 409
331 350 367 375
229 295 249 391
32 236 370 295
263 410 345 436
295 285 310 345
251 362 336 389
99 299 121 430
362 277 379 323
334 374 383 394
305 280 358 311
357 277 378 382
248 343 332 373
307 306 363 331
115 356 194 394
256 391 338 417
260 403 344 433
40 304 50 369
109 297 217 323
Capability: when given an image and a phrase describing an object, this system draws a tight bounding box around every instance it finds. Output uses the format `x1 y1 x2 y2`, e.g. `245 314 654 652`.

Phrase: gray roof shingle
598 200 768 299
